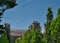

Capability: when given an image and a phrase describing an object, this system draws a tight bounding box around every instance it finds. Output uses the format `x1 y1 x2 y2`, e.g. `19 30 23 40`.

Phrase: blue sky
1 0 60 29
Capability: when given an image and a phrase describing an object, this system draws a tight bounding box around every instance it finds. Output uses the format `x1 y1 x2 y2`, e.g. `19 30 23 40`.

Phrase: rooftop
10 29 26 36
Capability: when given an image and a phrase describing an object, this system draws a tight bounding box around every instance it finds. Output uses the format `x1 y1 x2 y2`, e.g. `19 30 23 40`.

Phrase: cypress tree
44 7 53 43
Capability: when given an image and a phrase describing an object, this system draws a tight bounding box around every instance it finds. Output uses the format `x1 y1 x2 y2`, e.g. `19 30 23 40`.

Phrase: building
3 21 42 43
0 23 26 43
10 29 26 43
29 21 41 30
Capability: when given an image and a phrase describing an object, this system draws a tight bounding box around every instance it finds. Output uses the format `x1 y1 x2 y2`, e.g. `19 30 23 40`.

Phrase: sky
1 0 60 30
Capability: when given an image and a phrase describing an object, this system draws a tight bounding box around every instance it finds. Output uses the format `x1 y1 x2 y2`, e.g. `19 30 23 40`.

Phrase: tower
32 21 41 29
29 21 41 30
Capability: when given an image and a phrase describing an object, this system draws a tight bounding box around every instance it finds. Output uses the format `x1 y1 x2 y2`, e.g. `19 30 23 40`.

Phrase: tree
47 8 60 43
15 7 60 43
51 8 60 43
31 28 42 43
19 29 32 43
46 7 53 22
44 7 53 43
15 21 43 43
4 23 10 43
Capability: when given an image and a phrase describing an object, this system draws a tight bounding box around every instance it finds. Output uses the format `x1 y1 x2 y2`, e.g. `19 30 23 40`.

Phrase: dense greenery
15 24 42 43
15 7 60 43
44 7 60 43
50 8 60 43
44 7 53 43
0 7 60 43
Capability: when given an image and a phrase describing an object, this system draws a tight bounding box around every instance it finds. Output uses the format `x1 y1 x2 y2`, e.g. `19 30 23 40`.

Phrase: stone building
29 21 41 30
0 21 42 43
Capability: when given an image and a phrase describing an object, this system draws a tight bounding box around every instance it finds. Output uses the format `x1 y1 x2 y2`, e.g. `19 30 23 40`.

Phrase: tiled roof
10 29 26 36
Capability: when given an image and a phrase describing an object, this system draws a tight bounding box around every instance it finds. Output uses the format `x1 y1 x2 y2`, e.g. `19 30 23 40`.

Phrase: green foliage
15 27 42 43
52 8 60 43
20 29 32 43
44 7 53 43
15 7 60 43
15 29 32 43
46 7 53 22
44 8 60 43
31 28 42 43
0 36 9 43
